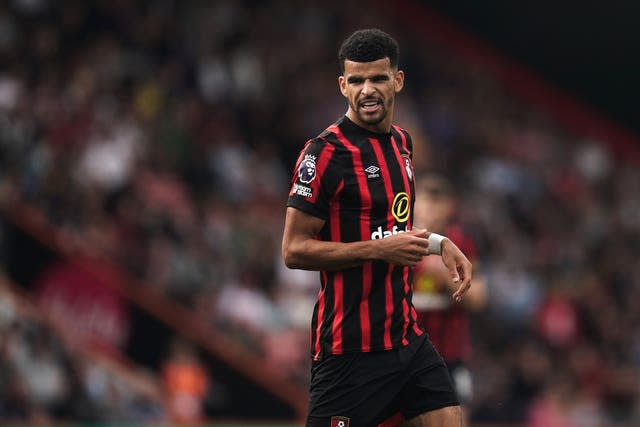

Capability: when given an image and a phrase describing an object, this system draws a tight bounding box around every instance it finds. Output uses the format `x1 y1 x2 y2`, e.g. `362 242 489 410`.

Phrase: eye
372 75 389 83
348 77 363 85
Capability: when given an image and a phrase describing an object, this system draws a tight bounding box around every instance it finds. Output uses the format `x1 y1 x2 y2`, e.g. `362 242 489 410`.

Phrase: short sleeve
287 138 342 220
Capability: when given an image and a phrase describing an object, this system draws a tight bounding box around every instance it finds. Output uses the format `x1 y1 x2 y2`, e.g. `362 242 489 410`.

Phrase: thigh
396 337 460 421
400 405 462 427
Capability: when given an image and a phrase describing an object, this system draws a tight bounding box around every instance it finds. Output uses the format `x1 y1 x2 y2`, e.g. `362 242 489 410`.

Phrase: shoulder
297 133 336 157
310 123 352 156
392 125 413 144
293 133 344 179
301 135 341 160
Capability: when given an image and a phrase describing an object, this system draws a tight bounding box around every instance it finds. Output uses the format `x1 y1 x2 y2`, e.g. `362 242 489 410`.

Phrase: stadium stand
0 0 639 425
0 273 163 422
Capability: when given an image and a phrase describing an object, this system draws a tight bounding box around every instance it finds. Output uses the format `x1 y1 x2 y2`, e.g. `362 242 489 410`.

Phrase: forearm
283 238 378 271
282 207 428 271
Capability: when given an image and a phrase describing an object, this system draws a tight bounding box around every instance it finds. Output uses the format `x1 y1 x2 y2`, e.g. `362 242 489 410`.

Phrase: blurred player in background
414 174 487 423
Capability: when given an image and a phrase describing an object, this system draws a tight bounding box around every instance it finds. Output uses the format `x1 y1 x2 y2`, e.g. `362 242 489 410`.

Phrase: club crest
402 155 413 182
331 416 350 427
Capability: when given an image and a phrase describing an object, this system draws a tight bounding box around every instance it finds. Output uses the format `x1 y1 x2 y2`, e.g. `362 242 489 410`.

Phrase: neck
346 109 393 134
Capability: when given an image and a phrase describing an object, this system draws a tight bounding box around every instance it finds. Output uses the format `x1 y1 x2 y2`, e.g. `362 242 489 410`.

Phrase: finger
453 262 473 301
459 260 472 286
413 245 429 255
408 237 429 250
410 228 428 238
411 235 429 245
452 276 471 302
404 253 422 264
445 258 460 284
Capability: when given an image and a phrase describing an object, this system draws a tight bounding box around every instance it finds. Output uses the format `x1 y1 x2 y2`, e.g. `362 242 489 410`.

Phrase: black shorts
306 334 459 427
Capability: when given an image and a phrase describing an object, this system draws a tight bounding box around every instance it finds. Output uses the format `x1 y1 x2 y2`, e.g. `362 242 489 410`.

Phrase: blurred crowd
0 280 164 422
1 0 639 425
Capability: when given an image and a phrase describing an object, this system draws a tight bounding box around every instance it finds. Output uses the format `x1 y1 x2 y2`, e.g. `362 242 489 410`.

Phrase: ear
338 75 348 97
394 70 405 93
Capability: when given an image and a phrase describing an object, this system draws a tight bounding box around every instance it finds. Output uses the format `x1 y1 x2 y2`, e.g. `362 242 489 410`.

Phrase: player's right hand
376 228 429 266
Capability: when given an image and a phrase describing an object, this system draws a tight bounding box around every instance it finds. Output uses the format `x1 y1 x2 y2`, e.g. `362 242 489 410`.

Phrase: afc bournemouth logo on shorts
330 416 350 427
298 154 317 184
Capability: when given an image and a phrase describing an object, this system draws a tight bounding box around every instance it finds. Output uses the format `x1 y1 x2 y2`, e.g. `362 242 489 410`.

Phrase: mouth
359 98 382 113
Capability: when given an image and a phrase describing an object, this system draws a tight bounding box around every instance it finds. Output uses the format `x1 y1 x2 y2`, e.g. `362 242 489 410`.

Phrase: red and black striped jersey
287 116 424 360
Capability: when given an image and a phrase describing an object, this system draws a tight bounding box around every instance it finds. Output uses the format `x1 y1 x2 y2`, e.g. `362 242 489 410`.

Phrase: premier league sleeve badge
298 154 317 184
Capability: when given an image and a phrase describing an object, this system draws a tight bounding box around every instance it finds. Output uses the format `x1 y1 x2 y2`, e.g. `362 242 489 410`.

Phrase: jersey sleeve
286 138 342 220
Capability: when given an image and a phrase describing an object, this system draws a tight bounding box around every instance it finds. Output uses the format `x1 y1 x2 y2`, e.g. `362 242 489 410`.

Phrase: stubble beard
360 106 386 125
352 97 393 126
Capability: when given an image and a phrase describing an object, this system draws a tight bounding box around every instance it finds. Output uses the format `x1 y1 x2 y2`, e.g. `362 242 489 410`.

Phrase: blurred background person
161 338 209 425
413 173 487 423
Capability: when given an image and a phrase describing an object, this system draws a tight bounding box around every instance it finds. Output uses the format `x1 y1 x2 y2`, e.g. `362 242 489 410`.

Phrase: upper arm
286 138 342 220
283 137 342 268
282 207 325 267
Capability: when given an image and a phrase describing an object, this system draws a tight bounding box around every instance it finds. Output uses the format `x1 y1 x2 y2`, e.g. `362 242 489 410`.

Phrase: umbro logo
364 165 379 174
365 165 380 178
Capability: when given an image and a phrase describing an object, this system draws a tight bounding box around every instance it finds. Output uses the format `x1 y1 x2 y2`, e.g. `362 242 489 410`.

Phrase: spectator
161 338 209 424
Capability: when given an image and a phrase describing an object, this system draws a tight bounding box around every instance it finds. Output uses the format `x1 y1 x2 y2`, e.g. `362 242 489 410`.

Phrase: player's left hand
440 239 472 302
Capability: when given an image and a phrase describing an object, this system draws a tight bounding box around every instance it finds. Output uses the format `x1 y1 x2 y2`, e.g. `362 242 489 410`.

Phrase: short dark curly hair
338 29 399 73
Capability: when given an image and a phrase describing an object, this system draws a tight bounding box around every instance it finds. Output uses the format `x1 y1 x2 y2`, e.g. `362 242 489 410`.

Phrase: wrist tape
427 233 446 256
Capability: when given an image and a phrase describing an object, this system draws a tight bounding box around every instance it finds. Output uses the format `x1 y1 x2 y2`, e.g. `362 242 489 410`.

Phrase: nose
361 79 375 96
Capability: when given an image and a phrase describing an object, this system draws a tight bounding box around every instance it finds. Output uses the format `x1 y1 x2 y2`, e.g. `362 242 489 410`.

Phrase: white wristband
427 233 446 256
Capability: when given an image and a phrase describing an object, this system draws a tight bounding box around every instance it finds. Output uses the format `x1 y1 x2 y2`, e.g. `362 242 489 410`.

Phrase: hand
377 229 429 266
440 238 472 302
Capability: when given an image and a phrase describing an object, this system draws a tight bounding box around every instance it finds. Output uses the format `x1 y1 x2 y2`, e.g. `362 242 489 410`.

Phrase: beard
351 96 393 125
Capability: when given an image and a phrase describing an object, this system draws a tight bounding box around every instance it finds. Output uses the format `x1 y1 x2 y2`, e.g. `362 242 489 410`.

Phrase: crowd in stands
1 0 639 424
0 279 163 423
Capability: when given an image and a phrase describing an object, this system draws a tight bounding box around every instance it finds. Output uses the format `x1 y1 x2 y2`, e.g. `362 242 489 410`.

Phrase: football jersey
287 116 424 360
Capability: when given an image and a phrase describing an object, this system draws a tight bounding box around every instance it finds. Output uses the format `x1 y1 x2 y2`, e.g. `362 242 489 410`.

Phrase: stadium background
0 0 639 425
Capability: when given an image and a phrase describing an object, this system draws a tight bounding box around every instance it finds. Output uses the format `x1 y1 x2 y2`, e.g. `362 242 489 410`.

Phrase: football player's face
339 58 404 133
